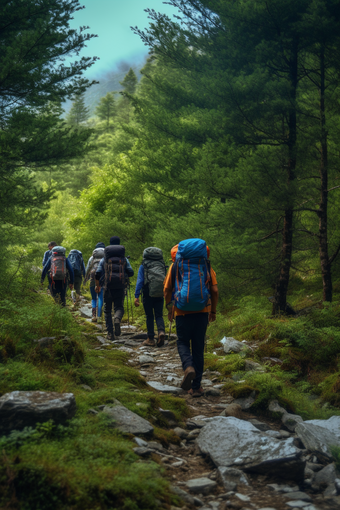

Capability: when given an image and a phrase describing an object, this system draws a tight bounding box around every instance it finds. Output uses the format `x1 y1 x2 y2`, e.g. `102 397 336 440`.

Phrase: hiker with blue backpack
134 247 167 347
84 242 105 322
95 236 134 341
164 238 218 397
41 246 74 306
68 250 86 300
42 241 57 291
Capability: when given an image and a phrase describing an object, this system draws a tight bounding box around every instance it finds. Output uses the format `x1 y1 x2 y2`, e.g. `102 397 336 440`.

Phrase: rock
79 305 92 318
282 412 304 432
295 422 340 461
201 379 213 386
33 336 56 346
80 384 92 391
87 408 98 415
223 338 246 354
171 486 196 505
0 391 76 434
244 360 263 372
235 493 251 502
268 400 286 416
130 333 148 340
174 427 189 439
186 418 209 429
314 463 337 487
279 429 291 438
185 477 217 495
138 355 155 365
103 405 153 436
218 467 248 491
196 417 305 481
159 408 177 422
205 388 221 397
265 431 282 439
220 404 243 419
148 441 166 452
324 483 337 497
248 419 271 432
233 394 255 410
147 381 184 394
118 347 134 353
305 416 340 441
133 447 153 457
286 502 310 508
97 336 108 344
304 467 315 479
172 460 184 467
166 376 182 387
282 492 312 502
134 437 148 447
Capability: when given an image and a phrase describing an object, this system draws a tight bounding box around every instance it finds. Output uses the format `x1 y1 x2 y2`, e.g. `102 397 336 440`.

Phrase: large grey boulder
222 337 246 354
295 422 340 461
196 417 304 481
305 416 340 441
0 391 76 434
103 405 153 436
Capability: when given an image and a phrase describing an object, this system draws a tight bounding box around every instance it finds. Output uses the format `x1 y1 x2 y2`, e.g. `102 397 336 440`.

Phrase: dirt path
77 300 338 510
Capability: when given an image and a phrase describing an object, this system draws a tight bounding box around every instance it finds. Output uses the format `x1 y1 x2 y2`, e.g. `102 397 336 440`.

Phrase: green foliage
67 93 90 126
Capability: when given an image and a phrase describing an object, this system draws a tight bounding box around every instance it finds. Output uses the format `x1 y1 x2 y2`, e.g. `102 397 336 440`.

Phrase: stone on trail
218 466 248 491
313 463 337 487
248 419 271 432
170 486 196 506
79 305 93 318
138 355 155 365
282 412 304 432
222 337 247 354
220 404 243 419
285 501 310 508
133 447 153 457
233 394 256 410
103 405 153 436
134 437 148 447
97 336 108 344
196 417 305 481
282 492 312 502
0 391 76 434
205 388 221 397
174 427 189 439
185 477 217 494
130 332 148 340
295 422 340 461
147 381 184 395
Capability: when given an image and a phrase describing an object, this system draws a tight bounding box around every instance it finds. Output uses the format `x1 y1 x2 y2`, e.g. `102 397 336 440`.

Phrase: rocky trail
77 300 340 510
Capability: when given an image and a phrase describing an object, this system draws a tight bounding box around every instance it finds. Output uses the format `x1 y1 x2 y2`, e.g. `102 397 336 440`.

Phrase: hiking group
41 237 218 397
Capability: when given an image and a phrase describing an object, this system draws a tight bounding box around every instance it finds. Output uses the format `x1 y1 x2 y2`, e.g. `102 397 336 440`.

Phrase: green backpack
142 247 167 298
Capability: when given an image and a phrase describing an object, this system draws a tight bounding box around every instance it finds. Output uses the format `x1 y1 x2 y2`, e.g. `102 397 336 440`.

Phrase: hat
110 236 120 245
95 242 105 249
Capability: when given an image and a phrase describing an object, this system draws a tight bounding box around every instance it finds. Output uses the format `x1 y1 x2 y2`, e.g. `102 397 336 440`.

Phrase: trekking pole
126 286 130 327
129 285 134 323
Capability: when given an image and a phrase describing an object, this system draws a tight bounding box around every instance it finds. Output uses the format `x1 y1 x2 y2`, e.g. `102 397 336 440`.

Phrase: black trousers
142 291 165 340
176 313 209 390
104 287 125 333
50 281 67 306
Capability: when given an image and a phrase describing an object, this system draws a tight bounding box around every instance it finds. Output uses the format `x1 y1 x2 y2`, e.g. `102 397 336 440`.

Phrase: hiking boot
180 366 196 391
114 318 121 337
91 308 97 322
142 338 155 347
188 387 204 398
107 331 114 342
157 331 165 347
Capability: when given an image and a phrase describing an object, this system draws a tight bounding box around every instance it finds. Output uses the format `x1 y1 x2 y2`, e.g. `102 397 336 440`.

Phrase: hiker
84 242 105 322
164 238 218 397
41 246 74 306
134 247 167 347
42 241 57 267
68 249 86 299
95 236 134 340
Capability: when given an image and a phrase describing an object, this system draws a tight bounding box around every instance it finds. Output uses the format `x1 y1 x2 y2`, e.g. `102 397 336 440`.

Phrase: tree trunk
272 38 298 315
318 47 332 302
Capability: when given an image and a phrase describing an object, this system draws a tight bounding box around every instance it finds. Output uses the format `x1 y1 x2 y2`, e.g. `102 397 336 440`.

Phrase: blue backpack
172 238 211 311
68 249 83 277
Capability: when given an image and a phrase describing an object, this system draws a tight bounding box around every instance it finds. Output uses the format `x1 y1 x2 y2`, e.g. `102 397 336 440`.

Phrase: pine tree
0 0 97 231
95 93 116 130
120 68 138 95
67 94 90 126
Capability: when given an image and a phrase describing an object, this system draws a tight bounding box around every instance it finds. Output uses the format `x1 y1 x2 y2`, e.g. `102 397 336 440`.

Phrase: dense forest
2 1 340 509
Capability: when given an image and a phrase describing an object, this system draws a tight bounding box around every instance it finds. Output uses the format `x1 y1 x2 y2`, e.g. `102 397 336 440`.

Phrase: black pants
50 281 67 306
104 287 125 333
74 275 82 295
142 291 165 340
176 313 209 390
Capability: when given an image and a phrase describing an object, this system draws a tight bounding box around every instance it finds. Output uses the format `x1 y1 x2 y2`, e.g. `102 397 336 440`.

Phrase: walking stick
126 285 130 327
129 285 134 323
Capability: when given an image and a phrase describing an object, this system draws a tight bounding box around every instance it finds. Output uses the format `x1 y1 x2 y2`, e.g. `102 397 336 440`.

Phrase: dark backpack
104 245 126 290
50 246 67 282
68 249 84 277
172 238 211 311
89 247 105 281
143 247 166 298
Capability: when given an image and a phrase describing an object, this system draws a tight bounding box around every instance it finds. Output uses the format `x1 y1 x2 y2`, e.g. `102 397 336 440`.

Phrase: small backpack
172 238 211 311
50 246 67 282
104 245 126 289
143 247 166 297
68 249 83 277
90 247 105 281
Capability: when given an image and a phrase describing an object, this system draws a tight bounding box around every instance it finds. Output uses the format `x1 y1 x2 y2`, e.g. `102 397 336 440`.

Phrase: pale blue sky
70 0 179 76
